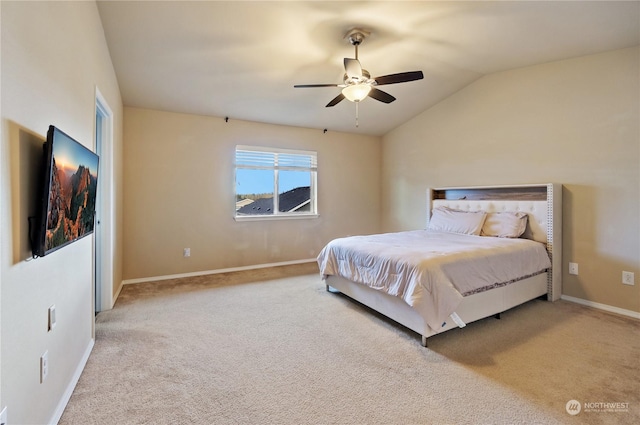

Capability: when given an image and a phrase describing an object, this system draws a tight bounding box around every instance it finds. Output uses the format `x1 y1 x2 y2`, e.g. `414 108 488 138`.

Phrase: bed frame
326 183 562 347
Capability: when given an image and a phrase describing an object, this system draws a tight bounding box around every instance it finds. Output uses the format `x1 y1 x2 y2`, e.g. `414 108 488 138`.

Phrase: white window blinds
235 147 317 170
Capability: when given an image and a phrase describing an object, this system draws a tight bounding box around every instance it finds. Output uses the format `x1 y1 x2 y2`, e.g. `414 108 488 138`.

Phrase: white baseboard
111 280 124 309
121 258 317 285
51 338 95 424
561 295 640 319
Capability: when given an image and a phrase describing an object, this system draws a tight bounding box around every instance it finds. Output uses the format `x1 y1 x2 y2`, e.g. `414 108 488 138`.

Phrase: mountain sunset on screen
45 130 99 251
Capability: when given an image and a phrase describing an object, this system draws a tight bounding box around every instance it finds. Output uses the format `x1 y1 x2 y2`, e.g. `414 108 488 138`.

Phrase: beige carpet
60 264 640 425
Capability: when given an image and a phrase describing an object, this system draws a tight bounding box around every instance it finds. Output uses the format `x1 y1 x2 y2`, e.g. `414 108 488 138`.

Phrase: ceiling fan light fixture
342 84 371 102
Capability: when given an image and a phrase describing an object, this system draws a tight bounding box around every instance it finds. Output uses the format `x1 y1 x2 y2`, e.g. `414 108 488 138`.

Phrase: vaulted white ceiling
97 1 640 136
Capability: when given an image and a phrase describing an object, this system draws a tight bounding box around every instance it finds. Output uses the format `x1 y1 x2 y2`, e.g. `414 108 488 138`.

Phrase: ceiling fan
294 29 424 126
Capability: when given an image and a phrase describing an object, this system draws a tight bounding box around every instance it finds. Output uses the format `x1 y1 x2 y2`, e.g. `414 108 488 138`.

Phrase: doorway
95 88 114 314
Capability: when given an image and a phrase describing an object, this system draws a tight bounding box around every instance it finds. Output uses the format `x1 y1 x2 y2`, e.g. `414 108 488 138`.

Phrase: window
235 145 317 220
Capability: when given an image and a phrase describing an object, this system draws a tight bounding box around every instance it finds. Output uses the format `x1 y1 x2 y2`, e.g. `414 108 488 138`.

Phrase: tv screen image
32 126 99 257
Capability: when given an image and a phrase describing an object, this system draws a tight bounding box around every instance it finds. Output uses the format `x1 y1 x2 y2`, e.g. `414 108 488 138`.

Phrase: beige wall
0 1 123 423
123 107 381 280
382 47 639 314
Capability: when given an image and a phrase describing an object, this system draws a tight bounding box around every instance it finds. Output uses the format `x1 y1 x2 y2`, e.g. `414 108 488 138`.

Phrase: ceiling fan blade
368 88 396 104
374 71 424 86
344 58 363 79
326 93 345 107
294 84 340 88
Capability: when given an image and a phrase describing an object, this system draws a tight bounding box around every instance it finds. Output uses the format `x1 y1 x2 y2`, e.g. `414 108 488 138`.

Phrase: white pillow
428 207 487 236
481 211 528 238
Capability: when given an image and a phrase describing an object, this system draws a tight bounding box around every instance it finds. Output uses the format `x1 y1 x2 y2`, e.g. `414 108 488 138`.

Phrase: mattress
317 230 551 332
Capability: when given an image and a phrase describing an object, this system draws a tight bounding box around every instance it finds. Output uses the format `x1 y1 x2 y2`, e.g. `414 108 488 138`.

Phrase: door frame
94 87 115 313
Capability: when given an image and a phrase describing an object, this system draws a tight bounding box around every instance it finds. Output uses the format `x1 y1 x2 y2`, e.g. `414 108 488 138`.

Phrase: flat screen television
31 125 99 257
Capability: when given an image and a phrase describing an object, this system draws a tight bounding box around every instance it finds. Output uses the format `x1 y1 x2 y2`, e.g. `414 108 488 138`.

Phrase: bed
318 184 562 347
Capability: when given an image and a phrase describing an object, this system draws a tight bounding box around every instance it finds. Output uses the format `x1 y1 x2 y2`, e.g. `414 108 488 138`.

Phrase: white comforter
317 230 551 332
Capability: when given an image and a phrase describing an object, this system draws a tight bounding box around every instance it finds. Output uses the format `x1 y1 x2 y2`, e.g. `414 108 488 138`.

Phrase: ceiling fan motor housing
344 69 371 85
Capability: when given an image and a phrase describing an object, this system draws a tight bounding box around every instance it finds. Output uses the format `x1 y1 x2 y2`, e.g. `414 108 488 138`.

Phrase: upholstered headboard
426 184 562 301
430 200 548 243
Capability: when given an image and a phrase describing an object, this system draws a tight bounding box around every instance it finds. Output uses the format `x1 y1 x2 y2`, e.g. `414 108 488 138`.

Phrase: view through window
235 146 317 218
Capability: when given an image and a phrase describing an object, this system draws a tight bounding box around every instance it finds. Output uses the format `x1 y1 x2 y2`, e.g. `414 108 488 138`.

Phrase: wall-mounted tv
31 125 99 257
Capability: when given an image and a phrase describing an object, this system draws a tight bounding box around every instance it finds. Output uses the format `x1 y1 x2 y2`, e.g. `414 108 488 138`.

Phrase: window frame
234 145 318 221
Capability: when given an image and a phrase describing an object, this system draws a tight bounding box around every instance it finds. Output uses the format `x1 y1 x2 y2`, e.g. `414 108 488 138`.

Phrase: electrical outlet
40 351 49 383
183 248 191 258
0 406 7 425
622 271 635 286
48 305 56 331
569 262 579 275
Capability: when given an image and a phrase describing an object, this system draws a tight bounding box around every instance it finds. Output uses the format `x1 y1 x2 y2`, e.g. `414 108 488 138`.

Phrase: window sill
234 214 319 222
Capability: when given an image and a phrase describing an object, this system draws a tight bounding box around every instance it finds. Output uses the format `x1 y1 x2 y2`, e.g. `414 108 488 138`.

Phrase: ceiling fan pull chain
355 101 359 127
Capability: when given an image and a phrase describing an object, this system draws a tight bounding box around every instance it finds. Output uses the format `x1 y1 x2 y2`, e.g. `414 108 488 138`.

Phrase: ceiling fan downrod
346 29 368 60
